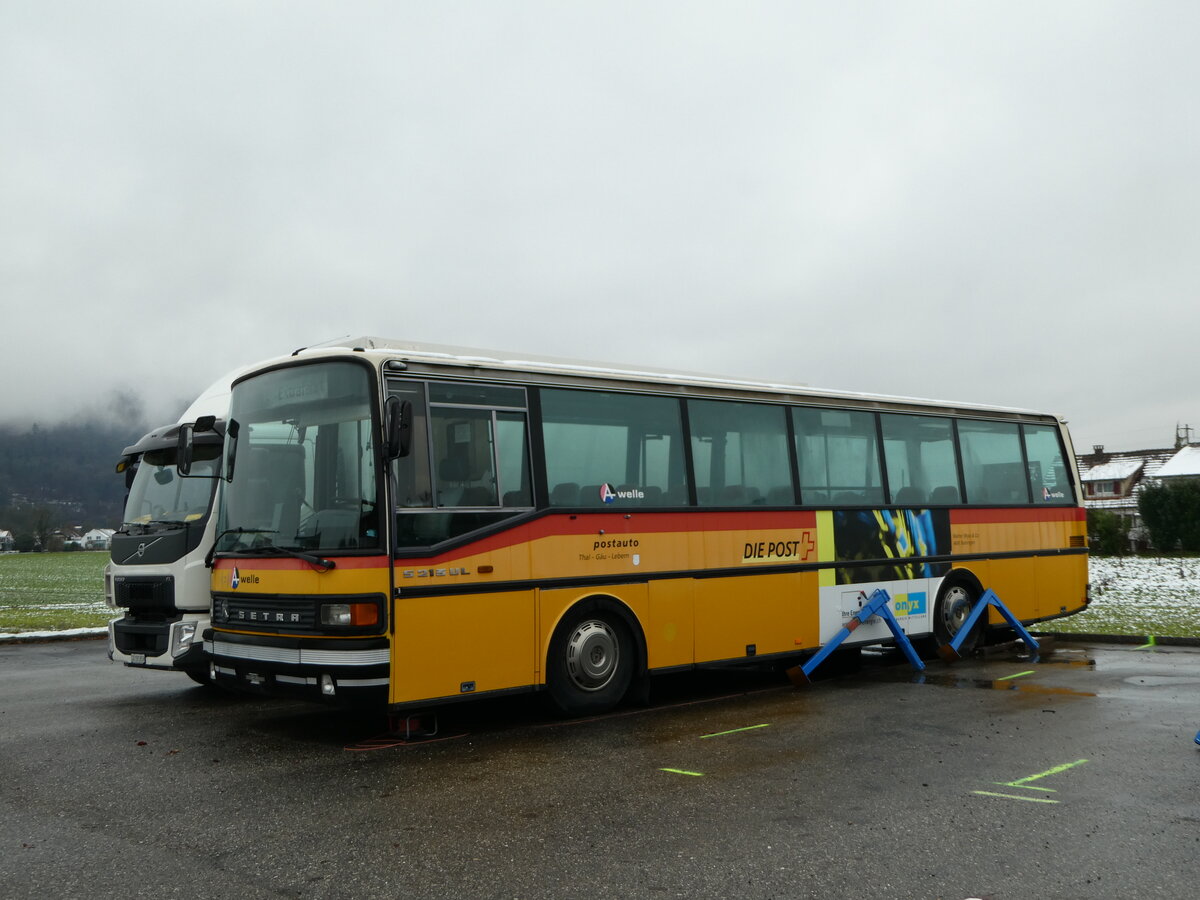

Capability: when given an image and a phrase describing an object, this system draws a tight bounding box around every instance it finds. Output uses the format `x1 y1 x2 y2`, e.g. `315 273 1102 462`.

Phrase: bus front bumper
205 631 390 704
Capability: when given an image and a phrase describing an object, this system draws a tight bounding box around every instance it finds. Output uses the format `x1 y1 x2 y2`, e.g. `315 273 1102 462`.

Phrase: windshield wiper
241 542 337 572
204 527 276 567
118 518 191 536
208 528 337 572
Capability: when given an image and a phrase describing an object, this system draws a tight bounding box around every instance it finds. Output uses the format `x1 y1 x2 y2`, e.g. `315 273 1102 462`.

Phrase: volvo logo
121 536 162 564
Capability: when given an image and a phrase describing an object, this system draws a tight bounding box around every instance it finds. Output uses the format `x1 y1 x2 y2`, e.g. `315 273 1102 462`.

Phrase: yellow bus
203 338 1088 714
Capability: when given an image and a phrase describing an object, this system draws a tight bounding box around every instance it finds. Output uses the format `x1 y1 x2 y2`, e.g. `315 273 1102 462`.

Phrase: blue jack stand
789 589 925 686
937 588 1039 662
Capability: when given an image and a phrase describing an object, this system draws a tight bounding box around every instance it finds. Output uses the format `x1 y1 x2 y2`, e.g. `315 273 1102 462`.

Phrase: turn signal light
350 603 378 626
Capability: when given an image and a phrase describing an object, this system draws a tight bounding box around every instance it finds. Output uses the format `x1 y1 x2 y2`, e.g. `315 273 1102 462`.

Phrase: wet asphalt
1 636 1198 899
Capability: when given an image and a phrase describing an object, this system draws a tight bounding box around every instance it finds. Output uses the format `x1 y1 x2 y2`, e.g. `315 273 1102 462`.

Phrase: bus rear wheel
934 578 982 655
547 605 633 716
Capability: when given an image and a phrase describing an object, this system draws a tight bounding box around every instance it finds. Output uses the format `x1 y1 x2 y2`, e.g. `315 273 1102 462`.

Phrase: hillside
0 417 149 538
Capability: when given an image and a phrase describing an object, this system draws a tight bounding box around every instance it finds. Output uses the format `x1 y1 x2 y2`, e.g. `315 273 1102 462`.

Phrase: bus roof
280 335 1061 423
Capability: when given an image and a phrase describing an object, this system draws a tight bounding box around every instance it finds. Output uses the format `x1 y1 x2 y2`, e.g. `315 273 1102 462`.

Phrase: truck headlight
171 621 198 657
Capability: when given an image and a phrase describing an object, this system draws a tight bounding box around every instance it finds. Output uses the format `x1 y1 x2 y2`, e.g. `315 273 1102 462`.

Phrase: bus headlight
320 602 379 627
171 621 198 657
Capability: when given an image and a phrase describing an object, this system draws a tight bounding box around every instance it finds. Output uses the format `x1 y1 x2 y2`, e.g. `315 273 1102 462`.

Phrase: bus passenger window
880 414 959 507
687 399 791 507
958 420 1028 504
1024 424 1074 504
793 407 883 506
389 380 533 550
540 388 686 508
432 410 499 508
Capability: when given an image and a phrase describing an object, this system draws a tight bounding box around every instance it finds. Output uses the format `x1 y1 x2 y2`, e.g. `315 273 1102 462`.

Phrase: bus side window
432 411 499 508
1024 424 1074 504
540 388 686 508
880 414 959 507
958 420 1028 504
793 407 883 506
390 380 534 550
387 382 432 509
687 399 791 507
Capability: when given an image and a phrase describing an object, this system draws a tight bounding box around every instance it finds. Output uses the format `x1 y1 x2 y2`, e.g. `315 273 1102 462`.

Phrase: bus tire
934 576 983 655
547 602 635 716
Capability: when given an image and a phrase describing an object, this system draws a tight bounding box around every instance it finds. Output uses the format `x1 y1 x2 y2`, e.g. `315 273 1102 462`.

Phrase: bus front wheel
547 604 634 716
934 578 983 655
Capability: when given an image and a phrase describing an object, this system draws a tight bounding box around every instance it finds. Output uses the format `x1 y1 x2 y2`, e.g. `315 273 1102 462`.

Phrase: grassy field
1 551 1198 638
1045 555 1200 639
0 551 110 633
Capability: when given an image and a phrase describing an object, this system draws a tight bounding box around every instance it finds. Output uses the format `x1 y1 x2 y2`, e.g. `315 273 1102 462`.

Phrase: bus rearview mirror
386 398 414 460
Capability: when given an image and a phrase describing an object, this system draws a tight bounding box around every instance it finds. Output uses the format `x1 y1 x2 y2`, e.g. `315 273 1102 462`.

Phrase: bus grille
213 595 316 629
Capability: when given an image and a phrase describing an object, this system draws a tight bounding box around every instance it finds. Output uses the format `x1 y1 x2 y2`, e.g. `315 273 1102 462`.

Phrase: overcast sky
3 1 1198 453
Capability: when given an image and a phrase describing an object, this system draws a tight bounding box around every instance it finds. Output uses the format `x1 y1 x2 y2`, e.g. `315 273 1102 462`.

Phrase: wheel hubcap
565 619 619 691
943 585 972 635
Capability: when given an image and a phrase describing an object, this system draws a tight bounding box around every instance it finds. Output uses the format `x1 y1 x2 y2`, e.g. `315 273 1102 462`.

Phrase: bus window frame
386 376 536 555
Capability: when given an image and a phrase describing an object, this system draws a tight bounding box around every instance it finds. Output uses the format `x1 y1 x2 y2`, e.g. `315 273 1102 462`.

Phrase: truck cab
105 419 225 682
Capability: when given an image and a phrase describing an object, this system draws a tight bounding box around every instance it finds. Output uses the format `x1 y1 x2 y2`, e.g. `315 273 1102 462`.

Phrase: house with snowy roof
1076 441 1181 548
1154 445 1200 482
1081 457 1147 502
0 529 14 552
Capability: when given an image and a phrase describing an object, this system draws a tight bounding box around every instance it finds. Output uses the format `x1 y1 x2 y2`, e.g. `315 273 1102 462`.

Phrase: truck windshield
217 360 381 555
123 446 220 528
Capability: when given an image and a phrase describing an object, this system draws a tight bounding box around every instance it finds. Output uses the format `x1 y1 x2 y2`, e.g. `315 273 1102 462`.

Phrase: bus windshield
217 360 382 555
123 445 221 529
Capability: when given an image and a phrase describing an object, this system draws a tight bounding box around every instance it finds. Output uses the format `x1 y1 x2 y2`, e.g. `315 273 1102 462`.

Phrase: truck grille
113 575 175 612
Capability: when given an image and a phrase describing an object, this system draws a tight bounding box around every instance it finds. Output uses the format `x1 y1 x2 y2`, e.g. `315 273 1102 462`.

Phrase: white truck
104 377 236 683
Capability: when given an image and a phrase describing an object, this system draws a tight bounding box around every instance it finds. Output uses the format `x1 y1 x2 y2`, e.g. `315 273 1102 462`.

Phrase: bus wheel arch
934 570 985 653
545 595 646 716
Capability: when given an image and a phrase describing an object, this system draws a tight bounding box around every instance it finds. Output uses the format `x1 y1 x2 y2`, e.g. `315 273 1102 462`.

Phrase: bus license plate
131 653 146 665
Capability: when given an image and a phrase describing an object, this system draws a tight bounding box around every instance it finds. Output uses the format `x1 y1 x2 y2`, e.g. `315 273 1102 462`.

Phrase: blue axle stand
789 589 924 686
937 588 1039 662
789 587 1041 686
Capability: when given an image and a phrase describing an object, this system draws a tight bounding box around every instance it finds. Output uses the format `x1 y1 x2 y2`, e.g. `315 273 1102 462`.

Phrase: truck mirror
176 423 195 476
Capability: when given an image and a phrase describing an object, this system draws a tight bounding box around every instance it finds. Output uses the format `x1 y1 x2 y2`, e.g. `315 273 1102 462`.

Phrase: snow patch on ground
1048 556 1200 636
0 626 107 642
